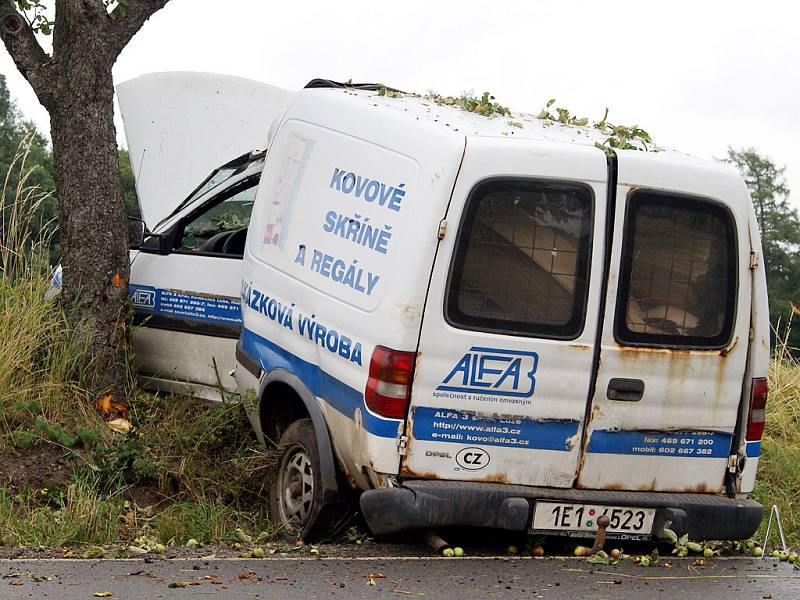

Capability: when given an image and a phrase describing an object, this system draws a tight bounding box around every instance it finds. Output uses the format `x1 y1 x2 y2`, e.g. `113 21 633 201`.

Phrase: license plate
531 502 656 535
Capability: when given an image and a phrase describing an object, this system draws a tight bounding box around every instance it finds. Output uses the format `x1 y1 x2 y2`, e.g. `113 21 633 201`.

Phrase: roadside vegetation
0 144 277 550
753 329 800 546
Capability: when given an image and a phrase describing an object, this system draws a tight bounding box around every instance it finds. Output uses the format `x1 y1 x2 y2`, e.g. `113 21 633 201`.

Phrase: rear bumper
360 480 762 540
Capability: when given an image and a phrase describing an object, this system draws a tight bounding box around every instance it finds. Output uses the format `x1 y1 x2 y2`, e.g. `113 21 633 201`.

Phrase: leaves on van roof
537 99 656 154
410 91 511 117
374 87 656 152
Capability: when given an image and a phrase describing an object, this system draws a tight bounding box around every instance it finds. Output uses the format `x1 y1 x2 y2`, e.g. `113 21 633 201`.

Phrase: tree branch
106 0 170 57
0 1 54 106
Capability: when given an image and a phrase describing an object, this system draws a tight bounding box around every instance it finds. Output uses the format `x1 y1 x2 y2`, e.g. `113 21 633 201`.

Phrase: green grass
0 474 275 548
0 384 280 548
0 257 279 549
0 471 130 548
752 347 800 546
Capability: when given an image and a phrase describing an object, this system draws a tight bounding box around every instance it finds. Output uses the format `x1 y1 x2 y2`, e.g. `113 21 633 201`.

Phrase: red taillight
365 346 415 419
746 377 768 441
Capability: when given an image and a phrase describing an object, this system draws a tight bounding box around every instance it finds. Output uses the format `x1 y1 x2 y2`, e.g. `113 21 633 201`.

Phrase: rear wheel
270 419 322 538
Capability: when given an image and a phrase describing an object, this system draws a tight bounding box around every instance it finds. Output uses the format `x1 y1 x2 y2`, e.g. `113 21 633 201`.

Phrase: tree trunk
49 30 130 400
1 0 170 401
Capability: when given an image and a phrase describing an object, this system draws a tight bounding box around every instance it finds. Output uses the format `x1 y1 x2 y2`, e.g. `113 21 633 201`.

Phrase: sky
1 0 798 205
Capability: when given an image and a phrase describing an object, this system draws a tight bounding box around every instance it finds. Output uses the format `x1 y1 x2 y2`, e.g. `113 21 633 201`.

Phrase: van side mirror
127 217 146 249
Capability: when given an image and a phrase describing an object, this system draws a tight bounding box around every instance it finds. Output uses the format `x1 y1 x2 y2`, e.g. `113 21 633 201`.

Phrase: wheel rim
278 446 314 531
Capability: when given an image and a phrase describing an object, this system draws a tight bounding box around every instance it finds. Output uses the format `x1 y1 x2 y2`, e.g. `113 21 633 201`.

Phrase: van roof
298 85 657 152
289 84 750 216
291 86 752 204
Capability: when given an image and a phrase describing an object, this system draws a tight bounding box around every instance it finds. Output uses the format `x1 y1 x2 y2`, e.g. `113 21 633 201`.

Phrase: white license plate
531 502 656 535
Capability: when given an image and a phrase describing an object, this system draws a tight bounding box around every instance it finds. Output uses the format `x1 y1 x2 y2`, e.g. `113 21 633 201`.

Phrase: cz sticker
456 447 490 470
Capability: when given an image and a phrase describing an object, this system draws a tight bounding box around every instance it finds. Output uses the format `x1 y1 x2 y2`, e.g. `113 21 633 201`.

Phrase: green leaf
662 527 678 544
587 554 610 564
686 542 704 553
234 528 253 545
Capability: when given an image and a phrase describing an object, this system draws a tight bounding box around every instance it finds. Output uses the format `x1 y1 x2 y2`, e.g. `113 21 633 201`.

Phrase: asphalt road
0 557 797 600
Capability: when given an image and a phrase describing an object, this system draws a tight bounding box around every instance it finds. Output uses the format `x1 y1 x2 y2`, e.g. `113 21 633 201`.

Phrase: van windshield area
614 192 737 348
446 179 593 339
160 150 265 228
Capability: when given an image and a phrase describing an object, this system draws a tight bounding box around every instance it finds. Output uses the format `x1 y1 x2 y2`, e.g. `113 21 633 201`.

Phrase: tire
270 419 324 540
269 418 360 542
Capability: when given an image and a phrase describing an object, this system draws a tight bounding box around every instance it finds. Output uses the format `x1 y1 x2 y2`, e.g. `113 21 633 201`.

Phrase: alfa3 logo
437 346 538 398
130 288 156 309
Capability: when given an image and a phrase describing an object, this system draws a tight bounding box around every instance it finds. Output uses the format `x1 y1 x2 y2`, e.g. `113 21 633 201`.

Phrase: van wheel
270 419 324 539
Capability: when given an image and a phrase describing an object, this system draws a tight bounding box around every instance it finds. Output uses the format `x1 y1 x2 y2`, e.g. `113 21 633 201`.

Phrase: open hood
117 72 293 228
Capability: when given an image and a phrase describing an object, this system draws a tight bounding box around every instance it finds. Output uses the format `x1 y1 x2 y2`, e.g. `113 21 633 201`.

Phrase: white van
119 73 769 542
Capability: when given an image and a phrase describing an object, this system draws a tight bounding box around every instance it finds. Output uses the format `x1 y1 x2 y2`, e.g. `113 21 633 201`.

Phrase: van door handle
607 378 645 402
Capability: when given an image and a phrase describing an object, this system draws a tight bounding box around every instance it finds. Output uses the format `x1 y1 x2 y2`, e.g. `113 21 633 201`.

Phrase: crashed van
117 73 769 542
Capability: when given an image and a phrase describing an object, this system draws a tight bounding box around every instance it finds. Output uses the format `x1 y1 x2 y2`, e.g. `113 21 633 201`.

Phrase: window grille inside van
614 191 737 348
446 179 593 339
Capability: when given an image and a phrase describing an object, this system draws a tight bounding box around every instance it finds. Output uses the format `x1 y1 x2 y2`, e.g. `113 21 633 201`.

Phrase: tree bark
1 0 170 400
50 24 130 398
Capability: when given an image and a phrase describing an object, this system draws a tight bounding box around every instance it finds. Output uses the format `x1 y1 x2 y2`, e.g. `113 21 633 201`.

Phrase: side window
615 191 737 348
446 179 593 339
178 181 258 258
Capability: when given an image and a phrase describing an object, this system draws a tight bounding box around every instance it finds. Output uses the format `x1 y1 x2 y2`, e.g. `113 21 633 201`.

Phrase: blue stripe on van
240 328 400 439
412 406 578 451
587 430 732 459
130 284 242 325
745 440 761 458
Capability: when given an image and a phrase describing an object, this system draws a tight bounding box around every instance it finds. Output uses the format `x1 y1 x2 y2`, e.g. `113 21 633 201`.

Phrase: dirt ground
0 443 75 492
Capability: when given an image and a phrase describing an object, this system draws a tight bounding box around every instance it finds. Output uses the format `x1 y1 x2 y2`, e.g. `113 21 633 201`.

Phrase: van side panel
738 209 771 494
240 90 466 486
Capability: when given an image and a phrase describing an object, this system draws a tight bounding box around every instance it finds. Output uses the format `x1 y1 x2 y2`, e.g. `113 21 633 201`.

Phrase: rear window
615 191 737 348
446 179 593 339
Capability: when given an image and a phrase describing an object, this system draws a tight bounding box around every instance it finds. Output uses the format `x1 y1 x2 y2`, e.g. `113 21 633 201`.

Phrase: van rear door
576 150 751 493
402 138 608 487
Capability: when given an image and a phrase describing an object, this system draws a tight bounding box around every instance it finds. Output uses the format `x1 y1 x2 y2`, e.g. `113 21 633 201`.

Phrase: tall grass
0 136 98 437
0 474 127 547
753 320 800 546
